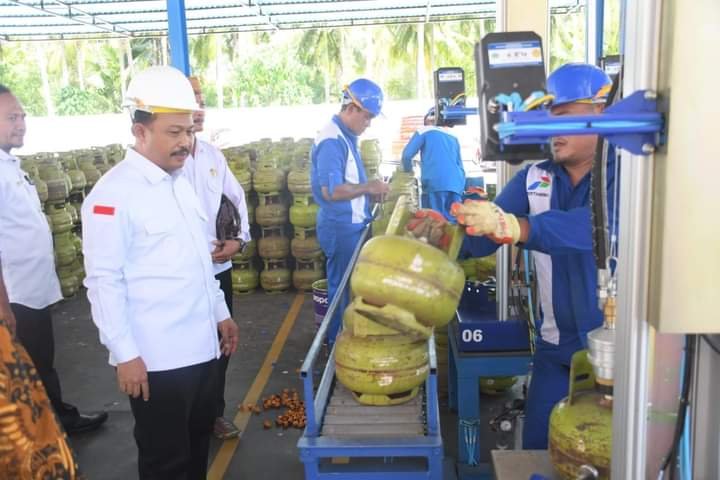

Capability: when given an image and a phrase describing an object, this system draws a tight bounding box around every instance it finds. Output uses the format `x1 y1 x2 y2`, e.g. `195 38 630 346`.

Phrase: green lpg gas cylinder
260 259 291 293
292 259 324 291
334 330 429 406
232 261 259 294
253 164 285 193
289 202 318 228
258 227 289 259
548 351 611 479
351 235 464 328
287 167 311 194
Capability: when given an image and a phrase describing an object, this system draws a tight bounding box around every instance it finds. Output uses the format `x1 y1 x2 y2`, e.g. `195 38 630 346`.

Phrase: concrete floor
51 290 520 479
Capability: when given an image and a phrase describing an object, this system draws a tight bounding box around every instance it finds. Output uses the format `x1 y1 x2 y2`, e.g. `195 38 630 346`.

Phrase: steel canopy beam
0 0 512 41
243 1 278 31
3 0 133 36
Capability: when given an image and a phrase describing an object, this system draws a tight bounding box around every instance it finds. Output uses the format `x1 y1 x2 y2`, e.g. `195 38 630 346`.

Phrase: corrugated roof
0 0 583 41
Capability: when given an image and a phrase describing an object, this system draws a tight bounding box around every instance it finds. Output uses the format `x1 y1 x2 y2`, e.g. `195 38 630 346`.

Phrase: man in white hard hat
81 66 239 479
185 76 250 439
0 84 108 435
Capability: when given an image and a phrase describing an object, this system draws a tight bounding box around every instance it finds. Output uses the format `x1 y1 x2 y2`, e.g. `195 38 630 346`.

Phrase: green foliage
550 9 587 71
550 2 621 71
230 46 319 107
603 0 621 55
54 85 112 115
0 12 620 115
87 42 123 112
0 43 46 115
385 75 415 100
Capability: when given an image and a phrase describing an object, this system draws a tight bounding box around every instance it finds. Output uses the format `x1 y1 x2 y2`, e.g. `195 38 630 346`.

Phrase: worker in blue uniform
401 107 466 221
451 63 617 448
311 79 390 343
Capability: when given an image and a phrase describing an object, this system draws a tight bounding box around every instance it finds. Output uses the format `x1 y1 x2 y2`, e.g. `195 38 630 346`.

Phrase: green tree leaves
54 85 113 116
0 9 619 115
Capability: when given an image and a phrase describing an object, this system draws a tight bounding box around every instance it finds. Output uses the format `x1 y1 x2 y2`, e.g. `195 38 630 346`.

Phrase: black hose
590 139 609 269
590 64 623 268
659 335 696 479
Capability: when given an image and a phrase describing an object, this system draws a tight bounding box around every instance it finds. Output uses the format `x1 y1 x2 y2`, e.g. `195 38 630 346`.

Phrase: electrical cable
523 249 537 354
658 335 696 480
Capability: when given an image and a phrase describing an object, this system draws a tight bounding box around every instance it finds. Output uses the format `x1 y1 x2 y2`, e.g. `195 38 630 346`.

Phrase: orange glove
406 209 451 249
450 200 520 245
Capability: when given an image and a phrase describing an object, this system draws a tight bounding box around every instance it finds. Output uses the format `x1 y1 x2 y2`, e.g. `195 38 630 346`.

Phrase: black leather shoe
62 411 109 435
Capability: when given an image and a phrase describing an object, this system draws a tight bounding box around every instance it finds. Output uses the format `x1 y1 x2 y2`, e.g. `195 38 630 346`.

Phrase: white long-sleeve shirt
81 148 230 372
183 139 250 276
0 149 62 309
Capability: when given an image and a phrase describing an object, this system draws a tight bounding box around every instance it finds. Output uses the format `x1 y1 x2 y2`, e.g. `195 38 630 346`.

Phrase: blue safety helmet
547 63 612 106
342 78 384 117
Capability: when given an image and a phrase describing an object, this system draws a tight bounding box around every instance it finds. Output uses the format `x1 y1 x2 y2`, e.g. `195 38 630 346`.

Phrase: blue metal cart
297 223 444 480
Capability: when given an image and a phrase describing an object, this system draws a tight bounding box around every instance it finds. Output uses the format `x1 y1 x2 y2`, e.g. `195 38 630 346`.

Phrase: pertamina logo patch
528 175 551 191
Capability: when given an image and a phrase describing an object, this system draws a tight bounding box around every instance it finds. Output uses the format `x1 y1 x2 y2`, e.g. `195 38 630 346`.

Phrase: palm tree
389 23 438 99
77 40 86 89
214 34 225 109
189 33 221 106
297 28 345 103
35 43 55 116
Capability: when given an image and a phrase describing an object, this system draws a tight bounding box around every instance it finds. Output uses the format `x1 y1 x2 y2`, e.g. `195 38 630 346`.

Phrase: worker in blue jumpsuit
401 107 466 221
311 79 391 343
451 63 617 448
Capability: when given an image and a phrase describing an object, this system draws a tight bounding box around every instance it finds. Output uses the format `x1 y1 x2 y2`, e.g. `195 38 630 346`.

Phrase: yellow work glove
450 200 521 245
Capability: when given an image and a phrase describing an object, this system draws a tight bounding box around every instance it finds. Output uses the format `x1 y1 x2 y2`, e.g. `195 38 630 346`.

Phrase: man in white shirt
185 76 250 439
0 84 108 435
82 66 239 479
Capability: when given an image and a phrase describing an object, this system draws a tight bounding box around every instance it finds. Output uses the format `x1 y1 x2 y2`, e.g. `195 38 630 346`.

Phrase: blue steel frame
499 90 662 155
586 0 605 66
166 0 190 74
297 222 444 479
442 89 663 155
448 326 531 480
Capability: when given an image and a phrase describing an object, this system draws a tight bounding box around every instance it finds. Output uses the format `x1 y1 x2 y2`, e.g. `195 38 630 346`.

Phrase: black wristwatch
236 238 248 255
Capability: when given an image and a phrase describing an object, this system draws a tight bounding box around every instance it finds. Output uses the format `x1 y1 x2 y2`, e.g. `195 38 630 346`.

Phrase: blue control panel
455 282 532 352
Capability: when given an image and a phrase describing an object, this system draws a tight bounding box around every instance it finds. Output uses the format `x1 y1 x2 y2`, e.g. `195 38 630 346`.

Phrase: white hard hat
123 65 200 114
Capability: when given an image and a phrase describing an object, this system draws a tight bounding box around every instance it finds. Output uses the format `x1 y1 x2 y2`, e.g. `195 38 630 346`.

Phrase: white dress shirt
183 139 251 276
0 149 62 309
81 148 230 372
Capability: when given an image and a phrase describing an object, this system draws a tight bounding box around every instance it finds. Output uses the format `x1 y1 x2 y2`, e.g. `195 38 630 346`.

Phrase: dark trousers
129 359 218 480
215 268 233 418
11 303 79 426
522 347 572 449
